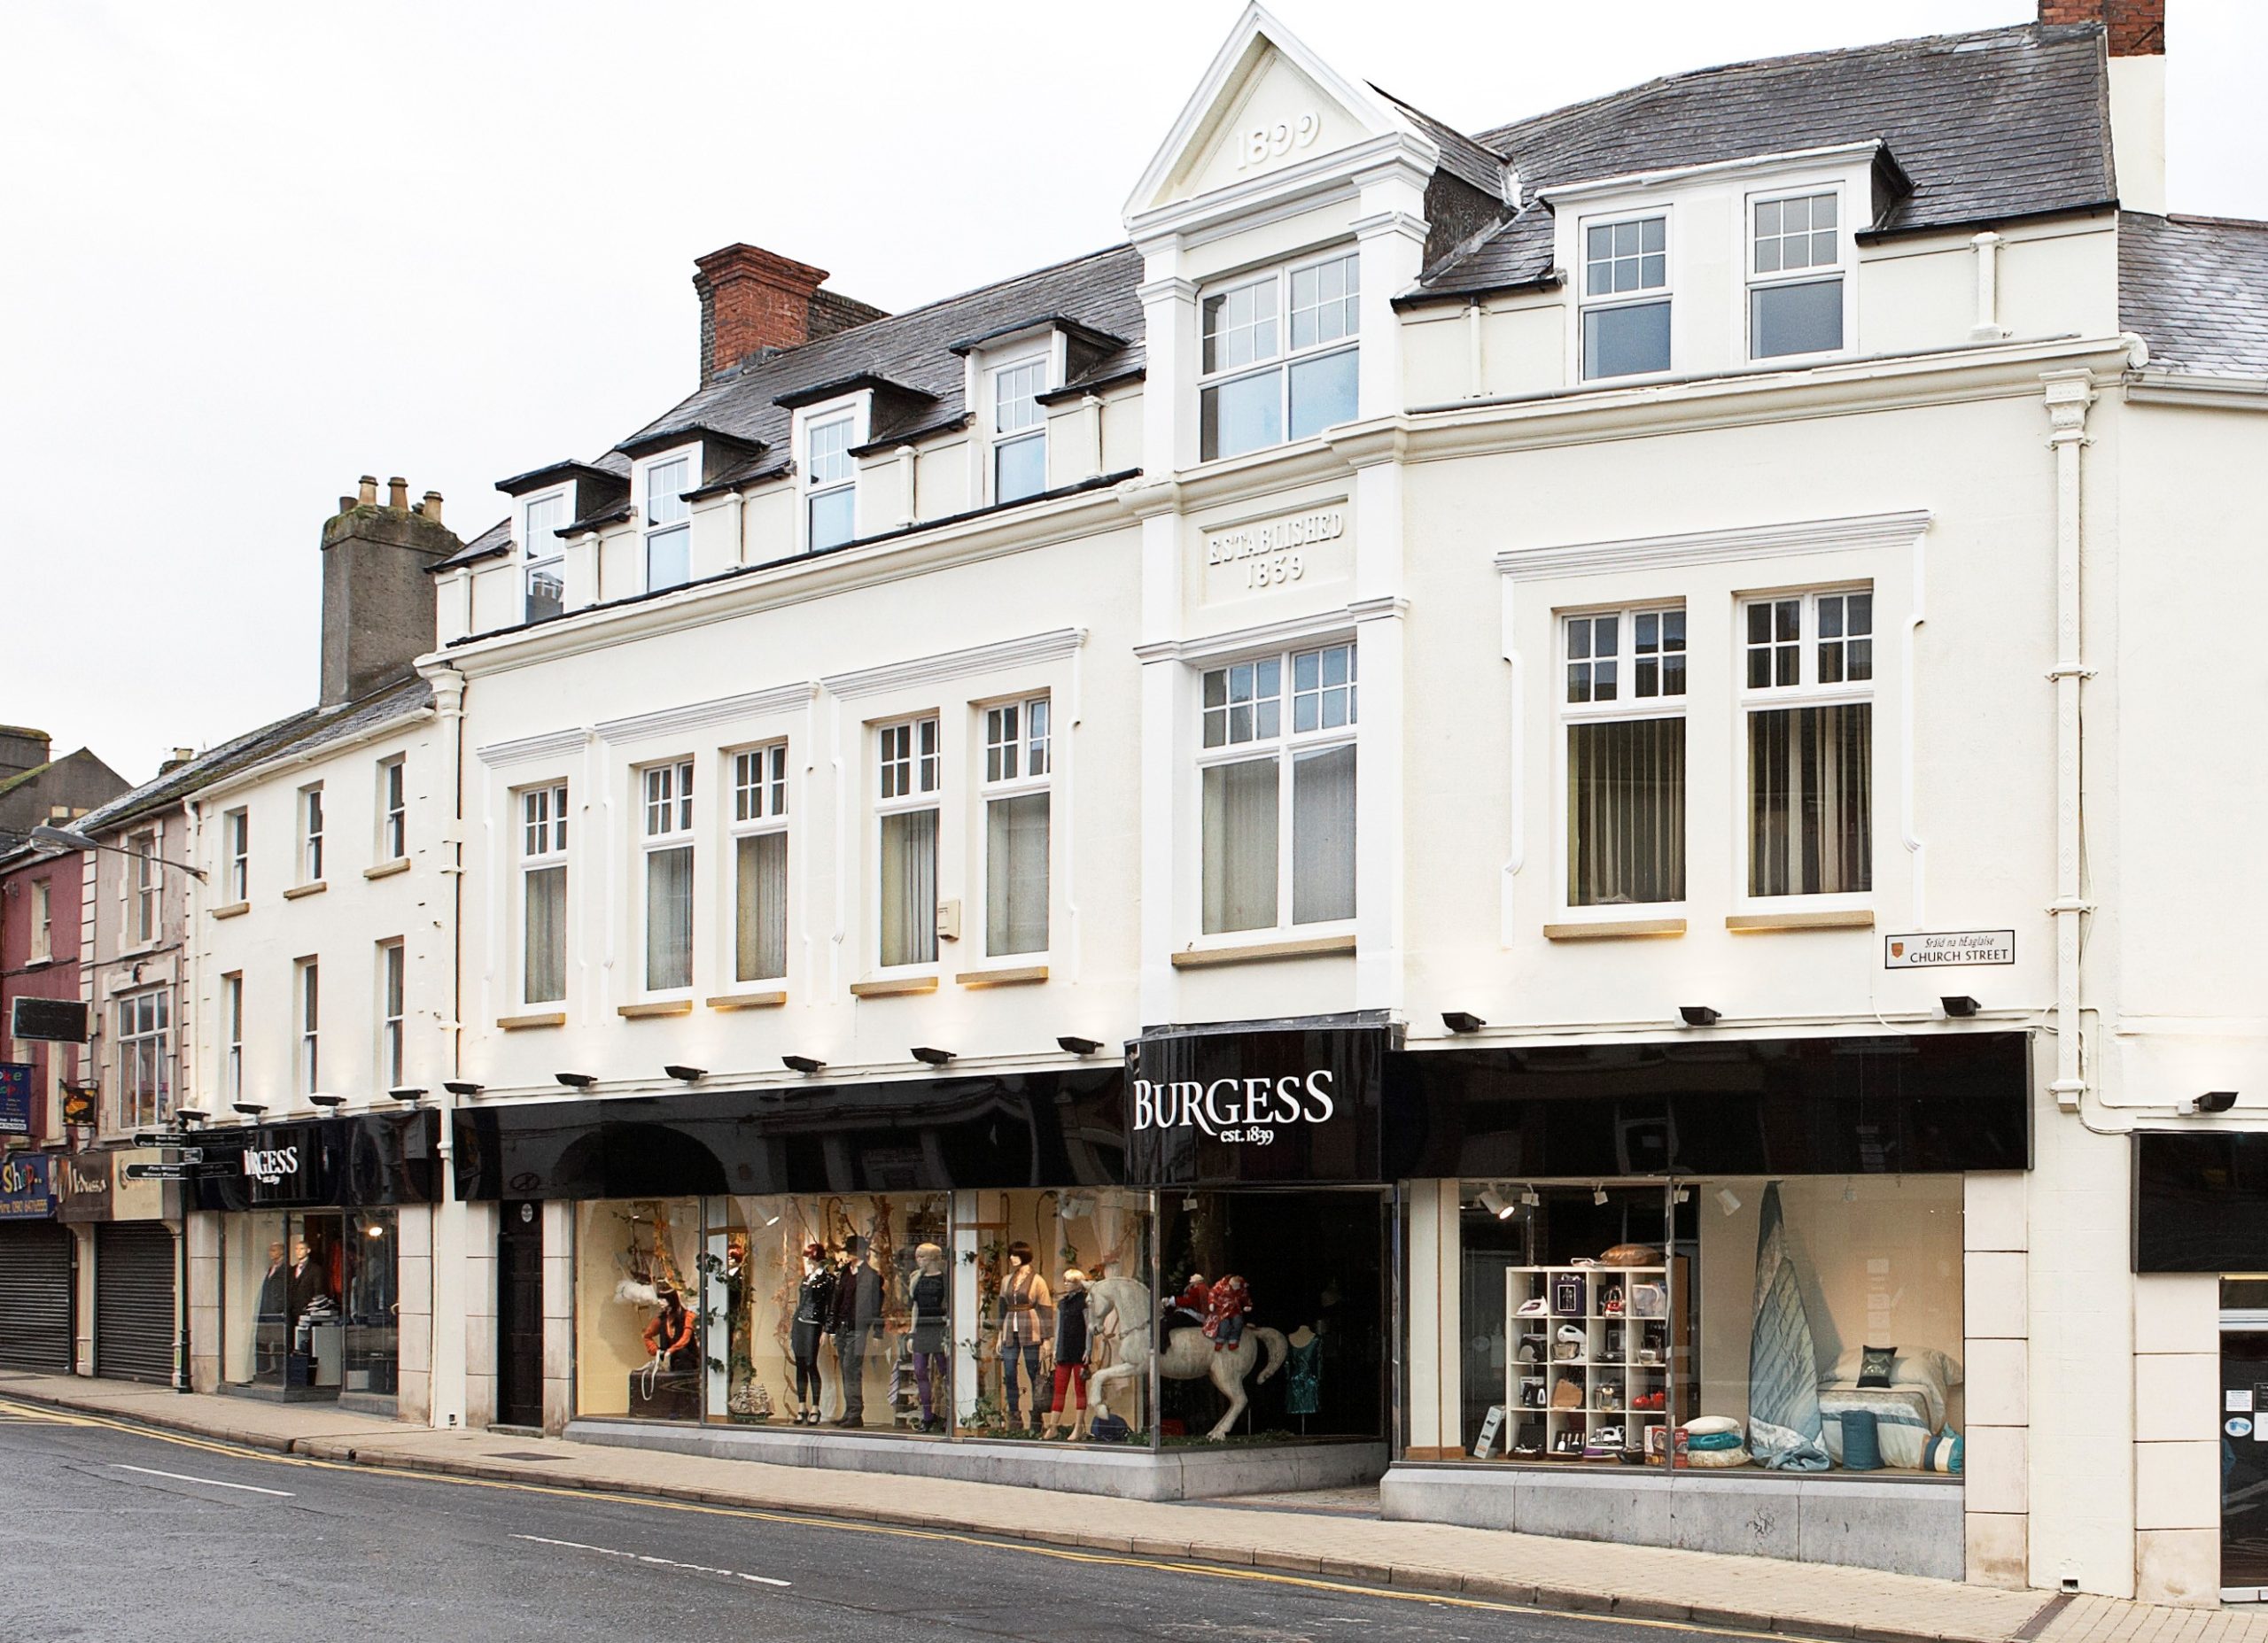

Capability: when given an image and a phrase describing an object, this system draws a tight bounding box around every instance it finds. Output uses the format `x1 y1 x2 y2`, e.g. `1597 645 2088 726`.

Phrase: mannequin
643 1283 695 1368
829 1235 882 1427
907 1243 949 1433
1285 1323 1321 1428
1159 1272 1208 1345
997 1240 1052 1430
1041 1268 1092 1440
790 1243 834 1425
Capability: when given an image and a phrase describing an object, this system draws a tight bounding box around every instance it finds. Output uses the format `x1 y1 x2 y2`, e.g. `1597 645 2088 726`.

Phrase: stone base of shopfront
1380 1464 1964 1580
569 1420 1388 1500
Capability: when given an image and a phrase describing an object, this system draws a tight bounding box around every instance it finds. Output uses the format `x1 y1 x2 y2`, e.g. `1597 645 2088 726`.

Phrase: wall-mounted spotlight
442 1081 484 1097
1519 1188 1541 1208
1477 1187 1515 1220
387 1088 426 1104
781 1055 825 1074
307 1093 347 1109
1441 1011 1486 1035
1592 1184 1609 1206
175 1108 209 1125
555 1072 598 1090
231 1102 268 1118
1056 1036 1102 1057
1941 996 1980 1019
664 1065 707 1082
1714 1187 1744 1218
1673 1187 1691 1205
2198 1091 2241 1114
1679 1005 1720 1027
910 1046 955 1066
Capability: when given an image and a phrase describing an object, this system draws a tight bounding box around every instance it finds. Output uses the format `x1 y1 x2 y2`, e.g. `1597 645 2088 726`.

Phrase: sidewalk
0 1371 2236 1643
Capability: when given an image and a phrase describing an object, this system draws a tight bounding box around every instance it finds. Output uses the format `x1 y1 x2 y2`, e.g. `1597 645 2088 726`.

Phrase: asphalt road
0 1400 1758 1643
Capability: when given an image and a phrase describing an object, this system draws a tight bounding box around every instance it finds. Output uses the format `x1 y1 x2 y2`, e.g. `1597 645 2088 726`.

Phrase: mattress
1817 1384 1936 1469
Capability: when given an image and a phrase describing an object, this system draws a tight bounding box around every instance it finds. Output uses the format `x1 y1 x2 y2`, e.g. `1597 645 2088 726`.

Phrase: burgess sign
1125 1019 1394 1187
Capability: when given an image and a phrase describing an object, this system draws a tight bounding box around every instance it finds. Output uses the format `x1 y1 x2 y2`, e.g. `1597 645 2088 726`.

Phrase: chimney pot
422 490 444 524
359 475 378 506
338 496 355 515
388 476 409 510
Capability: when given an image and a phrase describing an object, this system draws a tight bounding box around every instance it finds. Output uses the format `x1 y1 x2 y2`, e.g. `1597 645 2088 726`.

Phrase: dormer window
1200 249 1359 461
641 454 692 592
1581 213 1670 380
989 357 1049 504
1749 190 1845 359
522 492 566 623
804 414 856 551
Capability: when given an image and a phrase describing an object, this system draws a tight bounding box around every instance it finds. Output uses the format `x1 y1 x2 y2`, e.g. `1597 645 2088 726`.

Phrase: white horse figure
1087 1275 1288 1442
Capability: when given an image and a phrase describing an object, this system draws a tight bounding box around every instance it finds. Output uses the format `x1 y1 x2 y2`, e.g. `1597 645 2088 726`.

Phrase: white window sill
706 989 787 1011
617 998 694 1019
363 857 411 881
850 973 940 998
1542 915 1688 942
21 954 51 970
956 963 1048 988
1726 907 1874 933
283 880 328 901
208 902 251 921
1170 930 1356 969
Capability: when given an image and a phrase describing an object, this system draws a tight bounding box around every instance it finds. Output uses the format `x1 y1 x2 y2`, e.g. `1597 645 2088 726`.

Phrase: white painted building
25 0 2268 1608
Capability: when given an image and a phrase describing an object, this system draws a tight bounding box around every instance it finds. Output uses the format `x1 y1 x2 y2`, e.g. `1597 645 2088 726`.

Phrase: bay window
805 415 856 551
1744 588 1873 897
1749 190 1845 360
982 697 1050 957
1200 250 1359 461
641 760 695 992
642 455 692 593
731 744 789 985
1564 607 1686 908
1199 642 1356 934
990 357 1048 504
875 718 940 968
520 783 569 1006
1580 213 1670 380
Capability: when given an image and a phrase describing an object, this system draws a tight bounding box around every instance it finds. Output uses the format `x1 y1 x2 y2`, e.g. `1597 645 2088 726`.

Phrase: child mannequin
907 1242 949 1433
791 1243 834 1425
1041 1268 1091 1440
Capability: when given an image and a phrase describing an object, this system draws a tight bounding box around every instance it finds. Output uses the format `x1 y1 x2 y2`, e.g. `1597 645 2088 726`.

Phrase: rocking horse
1086 1276 1288 1442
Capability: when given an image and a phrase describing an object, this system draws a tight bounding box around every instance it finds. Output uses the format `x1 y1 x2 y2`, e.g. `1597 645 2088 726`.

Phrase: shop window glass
343 1209 400 1399
221 1212 349 1399
574 1197 705 1421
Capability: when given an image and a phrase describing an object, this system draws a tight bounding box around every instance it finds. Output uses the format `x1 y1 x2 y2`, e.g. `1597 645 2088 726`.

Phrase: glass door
2221 1308 2268 1600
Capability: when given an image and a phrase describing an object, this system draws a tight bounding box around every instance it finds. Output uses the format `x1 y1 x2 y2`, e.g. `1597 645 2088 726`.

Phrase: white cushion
1684 1414 1743 1437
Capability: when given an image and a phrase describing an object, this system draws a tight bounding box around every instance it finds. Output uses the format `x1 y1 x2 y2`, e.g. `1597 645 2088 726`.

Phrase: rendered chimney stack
691 244 888 386
2039 0 2164 211
319 474 462 708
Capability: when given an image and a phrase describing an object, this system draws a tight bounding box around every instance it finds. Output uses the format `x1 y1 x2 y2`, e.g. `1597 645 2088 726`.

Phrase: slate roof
2120 213 2268 379
1415 22 2116 300
437 515 514 572
74 675 434 835
1372 84 1509 202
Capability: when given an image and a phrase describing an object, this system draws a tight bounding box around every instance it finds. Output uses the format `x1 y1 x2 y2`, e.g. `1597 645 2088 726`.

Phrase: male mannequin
829 1234 882 1427
997 1240 1052 1430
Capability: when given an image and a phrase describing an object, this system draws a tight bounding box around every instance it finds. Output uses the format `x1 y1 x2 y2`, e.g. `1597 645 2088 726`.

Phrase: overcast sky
4 1 2261 786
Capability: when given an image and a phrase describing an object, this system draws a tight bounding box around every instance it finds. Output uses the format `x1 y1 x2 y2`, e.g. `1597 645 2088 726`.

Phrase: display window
221 1209 398 1401
1451 1176 1961 1476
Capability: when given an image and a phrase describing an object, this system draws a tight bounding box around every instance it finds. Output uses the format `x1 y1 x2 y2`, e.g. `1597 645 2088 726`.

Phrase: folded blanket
1686 1430 1745 1452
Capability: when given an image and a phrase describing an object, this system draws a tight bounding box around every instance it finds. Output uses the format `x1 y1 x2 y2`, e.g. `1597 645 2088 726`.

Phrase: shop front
1384 1031 2032 1580
0 1151 70 1372
192 1111 439 1414
58 1148 180 1384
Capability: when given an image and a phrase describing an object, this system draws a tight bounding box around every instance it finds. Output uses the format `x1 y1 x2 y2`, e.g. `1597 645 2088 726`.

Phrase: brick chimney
319 477 462 708
2040 0 2164 211
692 244 887 386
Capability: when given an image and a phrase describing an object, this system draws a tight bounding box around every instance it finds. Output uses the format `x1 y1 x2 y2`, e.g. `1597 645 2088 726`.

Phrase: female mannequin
997 1240 1052 1430
1041 1268 1091 1440
642 1283 695 1369
907 1243 949 1433
791 1243 835 1425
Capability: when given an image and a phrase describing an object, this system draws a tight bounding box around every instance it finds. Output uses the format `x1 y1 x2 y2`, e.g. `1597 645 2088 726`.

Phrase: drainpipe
428 663 468 1427
2041 371 2096 1112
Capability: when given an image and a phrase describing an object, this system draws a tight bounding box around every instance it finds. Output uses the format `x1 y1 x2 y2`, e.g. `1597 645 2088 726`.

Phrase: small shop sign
57 1151 113 1222
0 1064 31 1136
0 1151 55 1220
1884 930 2016 969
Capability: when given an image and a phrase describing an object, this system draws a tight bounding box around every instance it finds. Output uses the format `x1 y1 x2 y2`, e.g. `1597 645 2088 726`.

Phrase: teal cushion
1922 1431 1963 1474
1685 1430 1745 1452
1839 1409 1883 1471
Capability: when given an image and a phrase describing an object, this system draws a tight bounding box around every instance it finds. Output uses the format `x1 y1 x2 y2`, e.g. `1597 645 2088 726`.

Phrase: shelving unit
1503 1266 1674 1462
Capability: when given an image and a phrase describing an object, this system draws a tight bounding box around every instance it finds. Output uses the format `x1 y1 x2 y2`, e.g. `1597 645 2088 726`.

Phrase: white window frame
1736 583 1876 911
1744 183 1852 363
636 446 697 594
378 755 407 861
984 350 1052 505
725 742 790 988
128 828 160 947
1576 208 1673 384
873 716 942 973
295 957 320 1099
378 939 405 1092
521 488 570 622
638 758 697 996
796 396 866 554
27 877 50 963
1556 604 1689 919
1197 247 1361 462
299 784 325 884
116 987 169 1130
223 807 250 903
221 972 243 1104
978 695 1052 959
518 781 570 1008
1192 639 1358 942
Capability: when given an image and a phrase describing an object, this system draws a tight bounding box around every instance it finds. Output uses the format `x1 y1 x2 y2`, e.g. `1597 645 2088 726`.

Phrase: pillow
1685 1445 1751 1469
1598 1244 1663 1267
1857 1345 1898 1389
1921 1431 1963 1474
1684 1414 1743 1437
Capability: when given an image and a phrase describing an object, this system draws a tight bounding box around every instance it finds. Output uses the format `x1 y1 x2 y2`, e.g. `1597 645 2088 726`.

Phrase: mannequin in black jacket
829 1235 882 1427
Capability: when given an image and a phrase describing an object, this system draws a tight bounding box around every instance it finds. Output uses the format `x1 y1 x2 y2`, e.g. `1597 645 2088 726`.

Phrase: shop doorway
496 1202 544 1429
2223 1295 2268 1600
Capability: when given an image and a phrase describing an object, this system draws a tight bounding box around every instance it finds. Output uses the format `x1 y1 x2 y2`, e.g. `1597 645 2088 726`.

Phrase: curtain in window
1748 704 1872 895
1202 757 1278 934
1291 745 1356 924
1568 718 1685 906
735 833 788 982
645 845 694 990
985 794 1050 957
524 864 566 1004
880 809 938 966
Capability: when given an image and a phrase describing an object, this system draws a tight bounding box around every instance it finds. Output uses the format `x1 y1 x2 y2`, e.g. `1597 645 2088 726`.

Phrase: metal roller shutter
95 1223 175 1383
0 1224 74 1371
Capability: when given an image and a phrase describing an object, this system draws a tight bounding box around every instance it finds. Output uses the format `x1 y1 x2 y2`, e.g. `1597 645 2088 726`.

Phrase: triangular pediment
1127 5 1419 222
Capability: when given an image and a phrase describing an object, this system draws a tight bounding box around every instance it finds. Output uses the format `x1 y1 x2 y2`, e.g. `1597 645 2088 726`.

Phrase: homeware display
1506 1262 1679 1463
